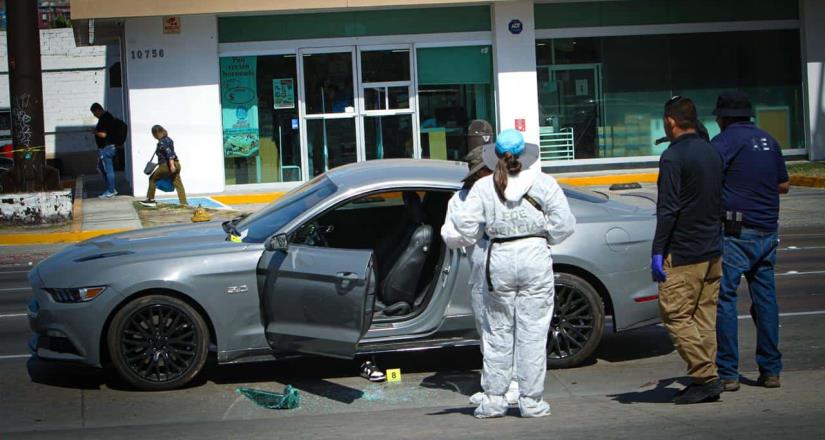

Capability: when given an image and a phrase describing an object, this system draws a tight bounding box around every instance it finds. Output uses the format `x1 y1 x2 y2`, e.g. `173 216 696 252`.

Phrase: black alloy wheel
547 272 605 368
108 295 210 391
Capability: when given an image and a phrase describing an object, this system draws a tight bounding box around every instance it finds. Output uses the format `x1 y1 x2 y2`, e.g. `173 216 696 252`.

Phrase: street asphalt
0 187 824 439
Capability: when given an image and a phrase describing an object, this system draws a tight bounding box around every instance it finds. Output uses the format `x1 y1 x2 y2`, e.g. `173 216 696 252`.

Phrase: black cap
713 91 754 118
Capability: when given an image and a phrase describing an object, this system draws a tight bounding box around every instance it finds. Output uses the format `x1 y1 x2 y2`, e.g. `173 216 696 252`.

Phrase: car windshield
236 175 337 243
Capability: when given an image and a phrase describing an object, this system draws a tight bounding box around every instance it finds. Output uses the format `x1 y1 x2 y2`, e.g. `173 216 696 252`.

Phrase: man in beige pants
651 96 724 404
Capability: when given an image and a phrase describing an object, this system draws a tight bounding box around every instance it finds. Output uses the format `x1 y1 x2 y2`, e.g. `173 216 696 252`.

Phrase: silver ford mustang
27 159 660 390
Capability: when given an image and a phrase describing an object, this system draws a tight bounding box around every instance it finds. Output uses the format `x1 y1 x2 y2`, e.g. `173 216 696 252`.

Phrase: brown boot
722 379 740 392
757 375 780 388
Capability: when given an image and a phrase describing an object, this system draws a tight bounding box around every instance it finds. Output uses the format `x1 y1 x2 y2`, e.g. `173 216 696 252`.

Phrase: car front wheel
547 272 605 368
107 294 210 391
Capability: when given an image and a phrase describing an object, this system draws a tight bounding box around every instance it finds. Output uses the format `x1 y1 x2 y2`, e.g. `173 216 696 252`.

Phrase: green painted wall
218 6 490 43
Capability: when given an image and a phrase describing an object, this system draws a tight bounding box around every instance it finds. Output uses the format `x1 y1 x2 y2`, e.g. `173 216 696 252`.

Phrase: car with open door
28 159 660 390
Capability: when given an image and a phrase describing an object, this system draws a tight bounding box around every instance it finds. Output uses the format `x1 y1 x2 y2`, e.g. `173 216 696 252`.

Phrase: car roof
325 159 467 191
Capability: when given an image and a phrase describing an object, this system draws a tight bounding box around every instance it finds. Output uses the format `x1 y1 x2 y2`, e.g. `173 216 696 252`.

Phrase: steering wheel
303 222 332 247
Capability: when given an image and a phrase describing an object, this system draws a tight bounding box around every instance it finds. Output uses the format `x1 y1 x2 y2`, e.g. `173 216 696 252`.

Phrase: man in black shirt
91 102 126 198
651 96 724 404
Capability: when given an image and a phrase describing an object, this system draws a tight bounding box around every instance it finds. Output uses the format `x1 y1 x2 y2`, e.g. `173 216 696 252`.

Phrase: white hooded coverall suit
447 170 576 418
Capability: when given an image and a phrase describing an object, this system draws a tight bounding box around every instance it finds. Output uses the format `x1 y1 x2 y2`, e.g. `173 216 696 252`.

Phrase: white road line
775 270 825 277
779 246 825 251
0 313 27 318
738 310 825 320
0 354 30 360
0 287 31 292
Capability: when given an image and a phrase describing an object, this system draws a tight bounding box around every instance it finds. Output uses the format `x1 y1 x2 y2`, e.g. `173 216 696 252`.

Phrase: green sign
220 57 260 158
273 78 295 109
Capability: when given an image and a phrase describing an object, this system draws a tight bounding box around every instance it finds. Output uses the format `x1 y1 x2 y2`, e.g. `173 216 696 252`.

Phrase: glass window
361 50 410 83
536 29 804 160
306 118 357 177
364 114 414 160
304 52 355 115
220 55 301 185
417 46 495 161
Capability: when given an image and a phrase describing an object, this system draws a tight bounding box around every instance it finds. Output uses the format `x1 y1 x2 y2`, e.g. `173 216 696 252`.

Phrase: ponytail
493 152 522 202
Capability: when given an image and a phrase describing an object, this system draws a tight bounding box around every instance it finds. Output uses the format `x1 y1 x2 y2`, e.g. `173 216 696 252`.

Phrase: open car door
257 240 376 359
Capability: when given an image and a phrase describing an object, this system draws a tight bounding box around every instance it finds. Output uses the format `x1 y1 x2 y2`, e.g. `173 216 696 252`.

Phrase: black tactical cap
713 91 754 118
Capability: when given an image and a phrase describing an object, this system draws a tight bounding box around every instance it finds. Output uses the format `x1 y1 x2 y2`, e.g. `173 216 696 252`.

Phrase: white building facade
71 0 825 196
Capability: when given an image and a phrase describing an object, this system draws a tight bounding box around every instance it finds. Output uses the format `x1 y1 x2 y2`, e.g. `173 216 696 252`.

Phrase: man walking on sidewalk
651 96 724 404
712 91 789 392
91 103 127 199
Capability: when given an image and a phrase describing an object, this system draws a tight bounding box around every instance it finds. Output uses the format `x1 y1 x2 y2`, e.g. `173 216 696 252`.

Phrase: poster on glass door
272 78 295 109
220 56 260 158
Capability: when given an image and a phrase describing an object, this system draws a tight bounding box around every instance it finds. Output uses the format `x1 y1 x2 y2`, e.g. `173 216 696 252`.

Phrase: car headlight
47 286 107 303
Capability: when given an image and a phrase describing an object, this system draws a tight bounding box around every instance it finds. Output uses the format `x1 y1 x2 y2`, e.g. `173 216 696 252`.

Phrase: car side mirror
265 233 289 252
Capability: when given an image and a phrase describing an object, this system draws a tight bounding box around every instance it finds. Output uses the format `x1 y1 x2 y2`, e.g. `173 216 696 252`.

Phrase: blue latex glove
651 254 667 283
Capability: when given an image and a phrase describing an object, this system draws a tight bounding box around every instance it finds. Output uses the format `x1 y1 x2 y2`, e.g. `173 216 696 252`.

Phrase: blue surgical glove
651 254 667 283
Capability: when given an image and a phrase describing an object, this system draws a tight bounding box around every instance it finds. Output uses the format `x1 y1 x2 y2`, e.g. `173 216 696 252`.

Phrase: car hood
35 222 241 286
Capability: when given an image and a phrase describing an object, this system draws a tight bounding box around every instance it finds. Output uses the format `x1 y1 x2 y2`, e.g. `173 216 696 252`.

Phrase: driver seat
375 192 433 316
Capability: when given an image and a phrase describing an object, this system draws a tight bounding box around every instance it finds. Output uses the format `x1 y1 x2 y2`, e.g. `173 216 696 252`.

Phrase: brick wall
0 28 123 176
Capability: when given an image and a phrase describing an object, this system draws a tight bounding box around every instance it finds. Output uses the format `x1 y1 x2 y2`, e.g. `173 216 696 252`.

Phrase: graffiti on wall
12 93 33 149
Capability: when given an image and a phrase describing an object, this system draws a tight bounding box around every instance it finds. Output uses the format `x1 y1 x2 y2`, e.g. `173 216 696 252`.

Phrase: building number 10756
131 49 165 60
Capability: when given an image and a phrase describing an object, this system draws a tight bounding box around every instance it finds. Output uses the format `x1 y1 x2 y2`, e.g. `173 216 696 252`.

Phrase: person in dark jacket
651 96 724 404
91 103 121 198
712 91 789 392
140 125 187 207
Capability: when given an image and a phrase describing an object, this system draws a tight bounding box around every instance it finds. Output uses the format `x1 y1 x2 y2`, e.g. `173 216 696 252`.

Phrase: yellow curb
211 192 285 205
557 172 659 186
0 228 131 246
789 175 825 188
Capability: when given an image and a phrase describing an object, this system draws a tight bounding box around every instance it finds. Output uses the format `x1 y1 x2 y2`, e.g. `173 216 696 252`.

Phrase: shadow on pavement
27 357 109 391
607 376 689 404
426 406 477 417
420 370 482 397
595 324 675 363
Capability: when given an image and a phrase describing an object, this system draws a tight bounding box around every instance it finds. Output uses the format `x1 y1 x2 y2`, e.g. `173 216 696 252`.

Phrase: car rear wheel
547 272 605 368
107 295 209 391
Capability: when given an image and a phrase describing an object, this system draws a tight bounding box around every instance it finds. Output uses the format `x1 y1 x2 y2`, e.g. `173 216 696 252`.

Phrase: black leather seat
374 192 433 316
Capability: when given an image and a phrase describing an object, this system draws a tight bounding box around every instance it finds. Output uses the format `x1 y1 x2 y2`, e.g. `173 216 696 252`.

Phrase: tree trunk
1 0 60 193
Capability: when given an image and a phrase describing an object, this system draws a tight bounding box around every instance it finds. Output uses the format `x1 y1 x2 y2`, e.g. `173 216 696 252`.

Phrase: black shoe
139 199 157 207
674 380 723 405
673 383 697 398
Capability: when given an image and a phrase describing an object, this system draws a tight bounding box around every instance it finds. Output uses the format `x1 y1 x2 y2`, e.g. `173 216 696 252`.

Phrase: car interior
292 189 452 321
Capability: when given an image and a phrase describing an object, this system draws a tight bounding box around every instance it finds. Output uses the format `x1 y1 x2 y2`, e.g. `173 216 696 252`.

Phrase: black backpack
111 117 128 146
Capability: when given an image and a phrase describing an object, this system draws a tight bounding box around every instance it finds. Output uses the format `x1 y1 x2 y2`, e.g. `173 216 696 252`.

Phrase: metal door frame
297 46 361 180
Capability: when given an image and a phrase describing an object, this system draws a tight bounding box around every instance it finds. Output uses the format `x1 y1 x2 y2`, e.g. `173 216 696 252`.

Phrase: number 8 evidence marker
386 368 402 383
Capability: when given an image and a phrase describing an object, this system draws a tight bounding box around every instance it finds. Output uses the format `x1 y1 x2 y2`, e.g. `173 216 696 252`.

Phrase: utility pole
1 0 60 193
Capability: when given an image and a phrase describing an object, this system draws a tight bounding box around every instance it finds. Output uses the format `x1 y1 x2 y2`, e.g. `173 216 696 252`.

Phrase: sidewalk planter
0 190 72 225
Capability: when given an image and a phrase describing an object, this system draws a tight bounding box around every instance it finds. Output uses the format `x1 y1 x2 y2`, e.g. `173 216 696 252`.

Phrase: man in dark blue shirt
652 96 724 404
711 91 789 392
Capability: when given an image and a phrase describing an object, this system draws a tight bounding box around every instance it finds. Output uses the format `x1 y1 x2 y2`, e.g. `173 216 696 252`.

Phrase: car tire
107 294 210 391
547 272 605 369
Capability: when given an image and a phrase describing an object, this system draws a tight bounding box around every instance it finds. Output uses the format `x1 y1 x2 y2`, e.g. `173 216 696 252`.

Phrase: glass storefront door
358 47 416 160
299 46 417 178
538 64 604 159
300 48 360 178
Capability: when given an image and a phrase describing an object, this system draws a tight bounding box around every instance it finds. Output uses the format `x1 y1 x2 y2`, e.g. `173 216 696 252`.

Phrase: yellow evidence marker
386 368 402 383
